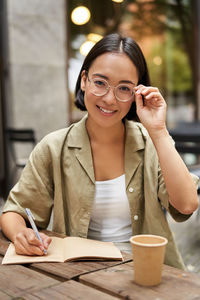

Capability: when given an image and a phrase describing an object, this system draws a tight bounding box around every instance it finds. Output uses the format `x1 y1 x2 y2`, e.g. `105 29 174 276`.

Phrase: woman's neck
86 118 125 144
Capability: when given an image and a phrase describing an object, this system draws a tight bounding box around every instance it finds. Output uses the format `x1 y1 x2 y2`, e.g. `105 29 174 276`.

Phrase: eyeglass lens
89 77 134 102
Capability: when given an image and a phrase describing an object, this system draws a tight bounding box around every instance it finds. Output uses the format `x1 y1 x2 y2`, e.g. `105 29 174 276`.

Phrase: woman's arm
0 212 51 255
150 130 198 214
135 85 199 214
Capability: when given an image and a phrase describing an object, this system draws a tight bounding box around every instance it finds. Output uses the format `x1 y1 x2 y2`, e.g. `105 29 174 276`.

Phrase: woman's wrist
147 127 170 143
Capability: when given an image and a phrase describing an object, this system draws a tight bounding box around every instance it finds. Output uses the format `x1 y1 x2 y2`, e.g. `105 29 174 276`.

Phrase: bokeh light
71 6 91 25
153 56 162 66
80 40 96 56
112 0 124 3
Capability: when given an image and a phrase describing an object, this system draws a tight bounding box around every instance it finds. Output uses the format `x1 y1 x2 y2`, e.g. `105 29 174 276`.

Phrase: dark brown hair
75 33 150 120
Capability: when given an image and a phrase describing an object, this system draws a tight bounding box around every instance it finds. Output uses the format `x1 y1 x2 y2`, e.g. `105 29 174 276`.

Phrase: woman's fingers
135 86 160 98
15 241 44 255
135 93 144 109
145 92 160 100
14 237 44 255
135 85 158 94
135 85 165 107
14 228 46 256
39 232 52 249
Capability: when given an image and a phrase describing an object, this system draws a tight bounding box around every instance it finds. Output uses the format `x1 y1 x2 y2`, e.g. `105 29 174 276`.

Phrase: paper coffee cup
130 234 168 286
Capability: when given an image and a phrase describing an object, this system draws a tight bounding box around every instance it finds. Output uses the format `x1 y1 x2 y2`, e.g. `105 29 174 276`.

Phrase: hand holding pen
25 208 48 255
11 211 52 256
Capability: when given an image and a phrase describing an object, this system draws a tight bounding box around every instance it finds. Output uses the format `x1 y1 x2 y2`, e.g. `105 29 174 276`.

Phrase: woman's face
81 52 139 129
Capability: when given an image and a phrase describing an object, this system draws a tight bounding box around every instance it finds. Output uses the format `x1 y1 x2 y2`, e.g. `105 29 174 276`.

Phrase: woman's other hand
135 85 167 136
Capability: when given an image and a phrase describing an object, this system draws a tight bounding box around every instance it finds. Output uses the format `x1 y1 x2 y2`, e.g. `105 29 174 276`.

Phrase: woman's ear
80 70 87 92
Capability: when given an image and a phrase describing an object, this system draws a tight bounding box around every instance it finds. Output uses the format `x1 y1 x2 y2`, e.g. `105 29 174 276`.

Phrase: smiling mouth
97 105 117 114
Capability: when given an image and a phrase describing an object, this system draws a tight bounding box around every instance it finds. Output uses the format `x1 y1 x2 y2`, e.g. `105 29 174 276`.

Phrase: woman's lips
97 105 117 115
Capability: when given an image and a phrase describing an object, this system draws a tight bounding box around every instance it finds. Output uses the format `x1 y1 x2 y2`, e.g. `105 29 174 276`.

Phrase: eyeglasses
87 75 135 102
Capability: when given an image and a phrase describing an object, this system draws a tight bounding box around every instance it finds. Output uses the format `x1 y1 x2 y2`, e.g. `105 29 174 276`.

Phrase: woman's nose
102 87 117 105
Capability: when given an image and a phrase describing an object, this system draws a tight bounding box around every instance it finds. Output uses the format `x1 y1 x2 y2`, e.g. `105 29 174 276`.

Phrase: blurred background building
0 0 200 198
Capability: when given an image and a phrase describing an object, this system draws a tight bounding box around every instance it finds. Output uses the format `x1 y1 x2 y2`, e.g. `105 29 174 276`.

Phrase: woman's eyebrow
92 73 108 79
120 80 136 85
92 73 135 85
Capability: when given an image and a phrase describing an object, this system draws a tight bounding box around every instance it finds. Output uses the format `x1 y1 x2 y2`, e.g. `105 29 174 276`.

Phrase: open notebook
2 236 123 265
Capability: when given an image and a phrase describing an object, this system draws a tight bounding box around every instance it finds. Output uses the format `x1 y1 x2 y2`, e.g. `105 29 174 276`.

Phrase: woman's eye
94 80 105 87
119 86 131 92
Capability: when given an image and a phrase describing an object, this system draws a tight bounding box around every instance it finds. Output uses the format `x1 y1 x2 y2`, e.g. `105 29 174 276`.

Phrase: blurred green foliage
147 34 192 95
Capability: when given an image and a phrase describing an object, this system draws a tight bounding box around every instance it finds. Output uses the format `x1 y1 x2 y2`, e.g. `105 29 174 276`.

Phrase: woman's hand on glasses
134 85 167 138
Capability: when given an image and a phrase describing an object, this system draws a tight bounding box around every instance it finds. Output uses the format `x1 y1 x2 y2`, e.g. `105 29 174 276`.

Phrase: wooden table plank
0 231 10 256
0 257 59 298
25 280 118 300
80 262 200 300
30 251 132 281
0 291 13 300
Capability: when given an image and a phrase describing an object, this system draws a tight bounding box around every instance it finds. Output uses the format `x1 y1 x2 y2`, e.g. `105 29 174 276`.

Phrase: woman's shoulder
41 127 72 143
125 119 149 139
36 127 73 152
39 115 87 147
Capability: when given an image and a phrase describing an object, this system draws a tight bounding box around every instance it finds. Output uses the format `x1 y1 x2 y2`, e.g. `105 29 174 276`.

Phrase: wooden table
0 231 200 299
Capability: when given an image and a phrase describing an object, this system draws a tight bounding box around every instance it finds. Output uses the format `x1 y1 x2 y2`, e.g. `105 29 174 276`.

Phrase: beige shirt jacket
3 114 199 269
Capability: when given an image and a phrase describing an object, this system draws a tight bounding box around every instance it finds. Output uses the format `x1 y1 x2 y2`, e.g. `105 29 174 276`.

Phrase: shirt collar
67 115 146 185
67 115 146 151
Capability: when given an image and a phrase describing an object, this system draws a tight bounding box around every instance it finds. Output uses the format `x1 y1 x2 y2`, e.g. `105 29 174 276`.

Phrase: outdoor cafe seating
5 128 36 186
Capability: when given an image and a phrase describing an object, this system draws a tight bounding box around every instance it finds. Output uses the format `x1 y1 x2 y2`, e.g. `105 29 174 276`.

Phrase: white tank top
87 174 132 242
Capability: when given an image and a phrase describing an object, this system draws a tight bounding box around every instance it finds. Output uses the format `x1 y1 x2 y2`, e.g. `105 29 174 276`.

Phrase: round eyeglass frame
87 75 135 102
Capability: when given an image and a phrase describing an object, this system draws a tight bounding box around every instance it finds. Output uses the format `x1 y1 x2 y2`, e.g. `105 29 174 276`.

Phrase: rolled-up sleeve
158 168 199 222
2 140 54 229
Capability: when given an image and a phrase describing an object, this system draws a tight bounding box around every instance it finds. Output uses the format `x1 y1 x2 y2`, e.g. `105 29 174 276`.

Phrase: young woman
1 33 199 269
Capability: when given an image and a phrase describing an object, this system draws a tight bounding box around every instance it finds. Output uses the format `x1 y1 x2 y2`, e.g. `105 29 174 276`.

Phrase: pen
25 208 47 255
